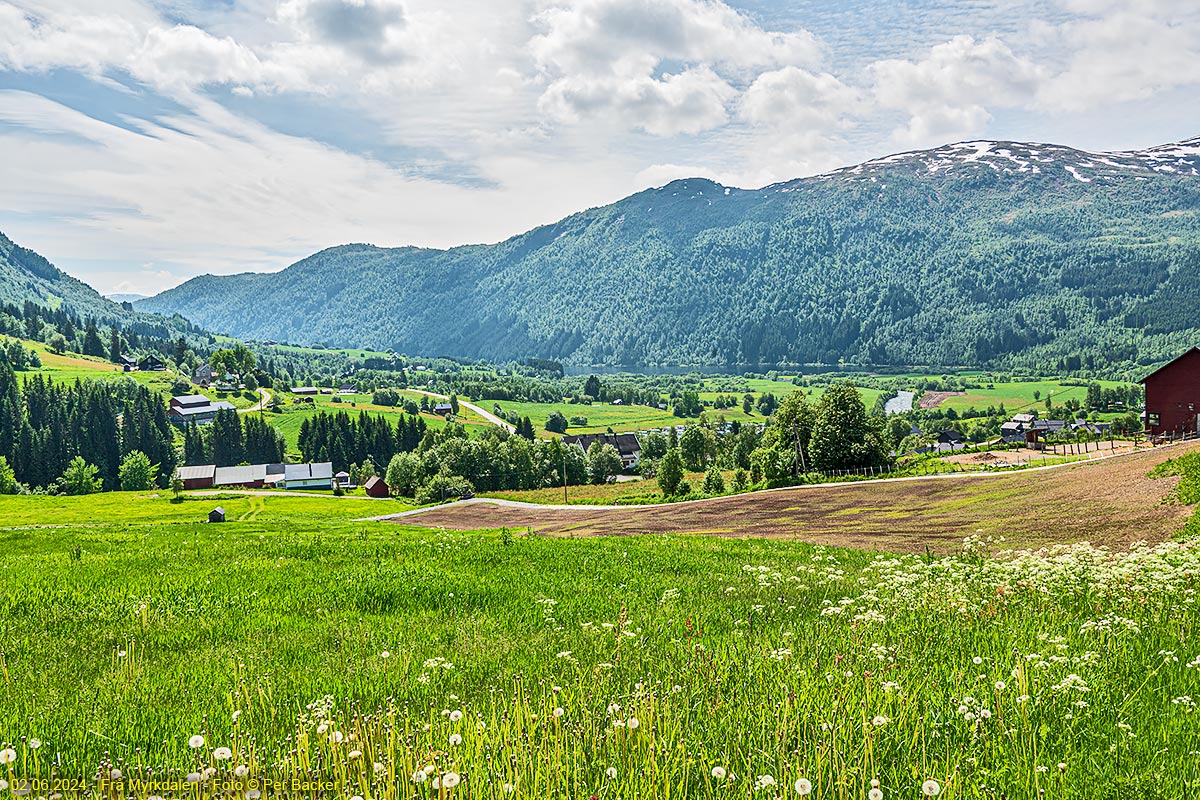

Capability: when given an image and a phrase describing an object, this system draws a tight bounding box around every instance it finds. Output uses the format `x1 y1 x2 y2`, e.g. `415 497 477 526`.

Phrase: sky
0 0 1197 296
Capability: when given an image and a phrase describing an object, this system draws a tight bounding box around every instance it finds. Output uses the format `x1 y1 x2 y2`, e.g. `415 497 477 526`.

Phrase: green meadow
0 491 1197 798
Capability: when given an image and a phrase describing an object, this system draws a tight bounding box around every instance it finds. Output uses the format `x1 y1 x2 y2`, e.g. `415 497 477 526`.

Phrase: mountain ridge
119 133 1200 372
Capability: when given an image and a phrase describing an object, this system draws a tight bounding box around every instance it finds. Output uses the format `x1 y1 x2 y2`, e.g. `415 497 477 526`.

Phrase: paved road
407 388 515 432
238 387 272 413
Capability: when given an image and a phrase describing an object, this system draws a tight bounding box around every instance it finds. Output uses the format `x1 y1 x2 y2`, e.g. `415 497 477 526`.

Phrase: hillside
0 230 127 321
138 136 1200 372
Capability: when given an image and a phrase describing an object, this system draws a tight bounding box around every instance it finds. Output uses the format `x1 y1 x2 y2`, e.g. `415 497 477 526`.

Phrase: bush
657 449 684 496
731 467 748 492
702 465 725 495
416 474 474 505
545 411 569 434
118 451 158 492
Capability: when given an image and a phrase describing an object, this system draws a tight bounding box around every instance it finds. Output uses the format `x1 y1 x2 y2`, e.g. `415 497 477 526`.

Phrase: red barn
1141 348 1200 437
364 476 389 498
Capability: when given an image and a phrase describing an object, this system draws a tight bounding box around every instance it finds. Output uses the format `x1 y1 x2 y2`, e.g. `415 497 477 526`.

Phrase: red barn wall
1144 349 1200 436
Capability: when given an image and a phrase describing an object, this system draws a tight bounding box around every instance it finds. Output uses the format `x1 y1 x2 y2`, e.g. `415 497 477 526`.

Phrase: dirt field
918 390 966 409
391 441 1200 553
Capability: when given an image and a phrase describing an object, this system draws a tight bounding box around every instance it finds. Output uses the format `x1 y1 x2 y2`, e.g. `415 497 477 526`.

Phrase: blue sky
0 0 1196 295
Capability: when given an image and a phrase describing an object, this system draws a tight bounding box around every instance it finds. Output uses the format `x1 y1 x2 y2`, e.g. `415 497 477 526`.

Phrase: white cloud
539 65 735 136
1037 4 1200 112
530 0 823 135
869 35 1045 146
0 90 641 293
739 66 860 130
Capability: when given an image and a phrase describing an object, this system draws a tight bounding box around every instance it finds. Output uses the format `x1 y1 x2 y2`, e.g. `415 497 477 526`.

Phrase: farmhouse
193 364 217 387
176 464 216 489
118 354 138 371
292 387 320 395
168 395 237 425
283 462 334 490
1141 348 1200 437
434 403 454 415
562 433 642 469
138 354 166 371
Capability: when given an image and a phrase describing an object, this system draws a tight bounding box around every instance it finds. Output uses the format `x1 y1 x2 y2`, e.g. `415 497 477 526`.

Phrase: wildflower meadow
0 493 1197 798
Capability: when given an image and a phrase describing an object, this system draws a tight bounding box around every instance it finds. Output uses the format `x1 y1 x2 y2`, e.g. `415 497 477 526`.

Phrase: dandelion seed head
795 777 813 795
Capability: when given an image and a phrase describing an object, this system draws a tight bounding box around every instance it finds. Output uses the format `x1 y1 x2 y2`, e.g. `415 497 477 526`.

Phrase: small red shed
364 476 389 498
1141 347 1200 437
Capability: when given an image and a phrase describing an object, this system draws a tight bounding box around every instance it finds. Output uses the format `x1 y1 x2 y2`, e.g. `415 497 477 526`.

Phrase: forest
140 144 1200 379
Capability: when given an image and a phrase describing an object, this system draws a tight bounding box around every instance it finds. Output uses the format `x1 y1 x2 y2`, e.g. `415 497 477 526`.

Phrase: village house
292 386 320 395
193 364 218 387
118 354 138 372
1141 348 1200 437
434 402 454 415
168 394 236 425
562 433 642 470
283 462 335 490
137 354 166 371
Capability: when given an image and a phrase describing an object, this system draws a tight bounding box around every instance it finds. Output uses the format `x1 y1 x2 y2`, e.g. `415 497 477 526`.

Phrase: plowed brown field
391 441 1200 552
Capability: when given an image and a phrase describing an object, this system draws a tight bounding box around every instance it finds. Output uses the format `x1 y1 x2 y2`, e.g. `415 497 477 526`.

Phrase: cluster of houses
175 462 335 490
562 433 643 469
169 394 237 425
999 413 1110 446
193 364 242 391
118 354 166 372
177 462 391 496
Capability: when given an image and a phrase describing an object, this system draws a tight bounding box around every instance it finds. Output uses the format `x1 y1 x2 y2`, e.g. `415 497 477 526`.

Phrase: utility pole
562 449 568 504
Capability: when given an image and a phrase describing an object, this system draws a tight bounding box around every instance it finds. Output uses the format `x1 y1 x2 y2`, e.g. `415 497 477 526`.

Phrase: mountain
0 230 214 347
106 293 149 304
137 136 1200 372
0 230 129 321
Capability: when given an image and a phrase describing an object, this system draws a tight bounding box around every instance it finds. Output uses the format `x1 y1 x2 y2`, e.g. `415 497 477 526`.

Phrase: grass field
485 382 883 436
0 484 1197 798
265 390 495 454
917 378 1132 413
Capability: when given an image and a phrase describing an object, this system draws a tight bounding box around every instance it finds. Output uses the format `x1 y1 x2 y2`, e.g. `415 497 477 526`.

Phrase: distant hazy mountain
106 293 148 304
138 136 1200 372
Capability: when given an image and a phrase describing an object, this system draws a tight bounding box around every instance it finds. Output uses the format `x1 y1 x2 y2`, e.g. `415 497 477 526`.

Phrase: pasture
0 464 1198 798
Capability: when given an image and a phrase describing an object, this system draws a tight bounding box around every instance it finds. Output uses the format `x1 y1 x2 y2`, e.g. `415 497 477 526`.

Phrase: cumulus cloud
530 0 823 135
869 35 1045 146
539 65 735 136
739 66 860 130
277 0 409 65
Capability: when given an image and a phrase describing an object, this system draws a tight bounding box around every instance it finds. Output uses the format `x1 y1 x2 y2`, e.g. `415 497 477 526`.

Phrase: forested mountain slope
0 231 126 320
138 136 1200 372
0 230 211 344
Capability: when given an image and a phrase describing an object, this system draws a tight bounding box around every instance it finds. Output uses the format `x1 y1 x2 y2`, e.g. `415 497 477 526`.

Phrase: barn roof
1140 347 1200 384
175 465 216 481
214 465 267 485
